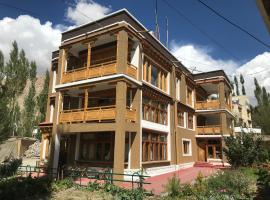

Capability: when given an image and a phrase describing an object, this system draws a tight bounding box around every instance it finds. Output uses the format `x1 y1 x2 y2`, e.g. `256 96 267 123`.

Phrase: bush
0 176 52 200
256 168 270 198
0 158 22 178
223 133 266 168
164 175 181 197
51 178 74 191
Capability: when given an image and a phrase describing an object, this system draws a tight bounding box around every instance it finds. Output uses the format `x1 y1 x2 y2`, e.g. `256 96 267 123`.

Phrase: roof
61 9 192 76
193 70 231 84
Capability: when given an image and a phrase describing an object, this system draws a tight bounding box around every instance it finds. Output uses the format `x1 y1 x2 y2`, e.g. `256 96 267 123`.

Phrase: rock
24 141 41 158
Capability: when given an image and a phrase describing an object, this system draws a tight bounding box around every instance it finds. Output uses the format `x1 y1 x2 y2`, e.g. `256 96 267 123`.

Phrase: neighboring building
232 95 252 128
257 0 270 33
232 95 262 134
39 9 233 179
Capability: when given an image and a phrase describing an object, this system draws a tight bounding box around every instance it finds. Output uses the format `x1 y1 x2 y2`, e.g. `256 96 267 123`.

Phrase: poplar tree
240 74 246 95
252 78 270 134
5 41 29 136
234 75 240 96
22 62 37 137
37 70 50 123
0 50 10 142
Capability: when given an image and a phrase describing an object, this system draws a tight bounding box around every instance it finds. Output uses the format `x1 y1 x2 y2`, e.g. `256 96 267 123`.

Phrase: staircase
194 161 214 168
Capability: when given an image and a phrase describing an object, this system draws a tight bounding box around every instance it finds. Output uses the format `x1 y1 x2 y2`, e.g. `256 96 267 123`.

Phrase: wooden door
197 142 206 161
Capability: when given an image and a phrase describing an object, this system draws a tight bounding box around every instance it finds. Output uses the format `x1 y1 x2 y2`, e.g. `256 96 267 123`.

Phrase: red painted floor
122 166 218 195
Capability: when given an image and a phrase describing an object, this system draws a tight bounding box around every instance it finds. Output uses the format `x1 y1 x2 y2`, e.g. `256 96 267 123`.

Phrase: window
187 112 194 129
182 139 192 156
79 133 113 162
177 110 185 127
142 132 167 162
143 97 168 125
143 57 168 92
187 87 193 106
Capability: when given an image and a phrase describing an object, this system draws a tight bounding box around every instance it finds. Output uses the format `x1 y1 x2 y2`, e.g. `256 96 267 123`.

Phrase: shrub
256 168 270 198
223 133 266 168
164 175 181 197
51 178 74 191
0 158 22 178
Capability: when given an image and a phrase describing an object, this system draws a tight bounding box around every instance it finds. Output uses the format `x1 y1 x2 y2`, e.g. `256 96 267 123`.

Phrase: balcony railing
196 100 220 110
61 61 138 84
61 60 117 84
59 106 136 123
197 125 221 135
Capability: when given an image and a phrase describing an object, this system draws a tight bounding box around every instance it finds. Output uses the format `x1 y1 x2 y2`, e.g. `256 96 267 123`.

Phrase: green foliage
86 180 101 192
51 178 74 191
223 133 266 168
234 75 240 96
0 158 22 178
164 175 181 197
256 168 270 198
0 176 52 200
22 61 37 137
37 69 49 124
252 78 270 134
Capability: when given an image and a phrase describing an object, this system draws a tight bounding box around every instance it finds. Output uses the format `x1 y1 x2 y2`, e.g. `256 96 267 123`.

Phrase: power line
161 0 241 61
196 0 270 50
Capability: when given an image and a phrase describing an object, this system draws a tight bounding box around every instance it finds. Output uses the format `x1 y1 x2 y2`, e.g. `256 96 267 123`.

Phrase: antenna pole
166 17 169 48
155 0 160 40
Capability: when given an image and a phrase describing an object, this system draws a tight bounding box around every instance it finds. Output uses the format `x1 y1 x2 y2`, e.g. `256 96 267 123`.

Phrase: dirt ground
22 157 39 166
51 188 113 200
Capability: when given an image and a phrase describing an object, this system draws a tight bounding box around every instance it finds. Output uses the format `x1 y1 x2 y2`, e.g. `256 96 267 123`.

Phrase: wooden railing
197 125 221 135
196 100 220 110
127 63 137 79
61 60 117 84
59 106 136 123
225 103 231 111
61 61 138 84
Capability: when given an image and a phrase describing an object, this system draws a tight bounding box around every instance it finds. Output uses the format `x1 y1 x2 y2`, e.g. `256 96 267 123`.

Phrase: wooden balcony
59 106 136 123
61 61 138 84
61 61 117 84
196 100 220 110
197 125 221 135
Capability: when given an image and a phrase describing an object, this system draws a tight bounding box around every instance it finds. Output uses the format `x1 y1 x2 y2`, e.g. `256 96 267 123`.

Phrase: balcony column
116 30 128 74
218 81 225 109
130 88 141 169
220 112 228 135
84 89 88 122
180 73 187 104
113 81 127 181
86 42 94 69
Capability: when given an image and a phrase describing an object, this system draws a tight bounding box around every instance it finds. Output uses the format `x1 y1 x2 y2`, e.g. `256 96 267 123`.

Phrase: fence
17 165 150 189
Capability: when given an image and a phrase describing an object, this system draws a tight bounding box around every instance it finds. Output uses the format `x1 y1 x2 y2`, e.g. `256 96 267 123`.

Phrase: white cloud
66 0 111 25
170 41 270 105
0 15 61 74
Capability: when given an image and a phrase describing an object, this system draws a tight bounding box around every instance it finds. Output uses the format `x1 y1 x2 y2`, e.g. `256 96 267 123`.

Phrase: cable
161 0 241 61
196 0 270 50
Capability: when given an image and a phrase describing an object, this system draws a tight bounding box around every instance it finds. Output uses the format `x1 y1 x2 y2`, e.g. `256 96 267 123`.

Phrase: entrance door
207 145 215 159
197 142 206 161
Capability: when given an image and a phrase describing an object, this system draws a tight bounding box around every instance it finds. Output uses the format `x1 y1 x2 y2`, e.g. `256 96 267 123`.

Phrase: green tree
223 133 267 168
240 74 246 95
0 50 10 142
252 78 270 134
5 41 29 136
22 62 37 137
37 70 50 123
234 75 240 96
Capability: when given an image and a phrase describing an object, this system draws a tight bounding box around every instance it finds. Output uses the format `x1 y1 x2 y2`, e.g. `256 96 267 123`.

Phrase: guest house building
39 9 234 179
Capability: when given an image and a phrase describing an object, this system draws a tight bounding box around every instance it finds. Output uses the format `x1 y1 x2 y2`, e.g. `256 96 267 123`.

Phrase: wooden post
87 43 92 69
84 89 88 122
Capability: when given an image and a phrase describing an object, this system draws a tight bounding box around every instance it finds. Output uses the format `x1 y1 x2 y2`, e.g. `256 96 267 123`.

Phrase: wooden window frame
182 139 192 156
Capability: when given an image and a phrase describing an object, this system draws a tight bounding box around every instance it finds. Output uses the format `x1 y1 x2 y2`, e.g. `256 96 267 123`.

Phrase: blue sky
0 0 269 103
0 0 269 62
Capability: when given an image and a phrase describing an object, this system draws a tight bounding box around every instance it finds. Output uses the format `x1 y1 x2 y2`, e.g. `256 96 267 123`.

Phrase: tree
234 75 240 96
37 70 50 123
252 78 270 134
223 132 267 168
5 41 29 136
22 62 37 137
0 50 10 142
240 74 246 95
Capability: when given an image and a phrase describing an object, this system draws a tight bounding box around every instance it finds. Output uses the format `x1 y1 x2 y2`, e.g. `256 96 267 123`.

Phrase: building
257 0 270 33
39 9 233 179
232 95 252 128
232 95 262 134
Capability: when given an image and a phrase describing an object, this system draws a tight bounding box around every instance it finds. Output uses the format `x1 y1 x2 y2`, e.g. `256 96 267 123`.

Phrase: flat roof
193 70 231 83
